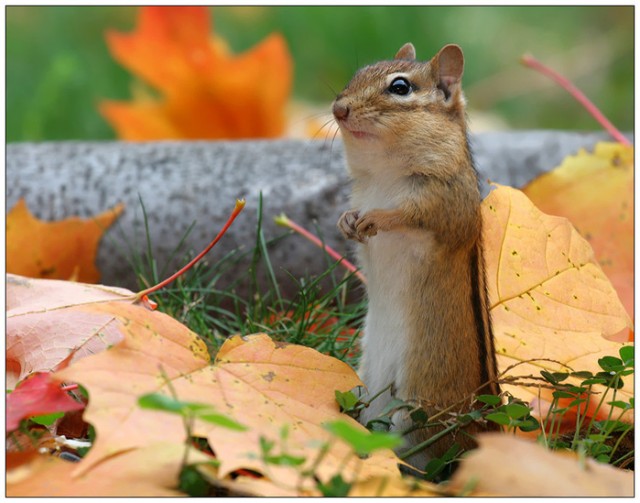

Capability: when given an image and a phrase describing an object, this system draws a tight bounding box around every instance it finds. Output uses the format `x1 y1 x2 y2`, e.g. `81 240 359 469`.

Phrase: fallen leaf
522 142 633 341
7 372 85 432
100 6 292 140
6 199 123 283
196 468 302 497
196 333 397 484
54 316 401 492
449 433 633 496
6 427 56 455
55 408 90 440
51 301 209 469
6 451 41 472
6 274 134 387
347 474 442 497
7 443 210 496
483 185 633 424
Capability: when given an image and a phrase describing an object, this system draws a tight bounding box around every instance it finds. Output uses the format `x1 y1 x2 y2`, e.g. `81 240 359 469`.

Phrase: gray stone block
6 132 631 293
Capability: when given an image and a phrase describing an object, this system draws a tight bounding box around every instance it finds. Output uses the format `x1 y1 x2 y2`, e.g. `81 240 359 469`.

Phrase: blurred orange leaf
450 433 633 496
347 474 442 497
483 185 633 424
100 6 292 140
7 444 210 497
6 199 123 283
522 142 633 341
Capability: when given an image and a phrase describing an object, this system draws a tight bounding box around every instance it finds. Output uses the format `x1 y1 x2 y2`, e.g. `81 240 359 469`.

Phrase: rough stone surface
6 132 630 293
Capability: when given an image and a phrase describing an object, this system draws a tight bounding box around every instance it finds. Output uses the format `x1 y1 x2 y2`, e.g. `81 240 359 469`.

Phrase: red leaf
7 372 85 432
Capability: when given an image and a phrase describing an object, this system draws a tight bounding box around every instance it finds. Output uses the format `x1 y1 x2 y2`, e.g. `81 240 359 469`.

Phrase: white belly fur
357 228 435 426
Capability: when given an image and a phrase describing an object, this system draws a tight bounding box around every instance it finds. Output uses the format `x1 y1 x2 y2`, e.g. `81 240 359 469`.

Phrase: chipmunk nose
332 101 350 120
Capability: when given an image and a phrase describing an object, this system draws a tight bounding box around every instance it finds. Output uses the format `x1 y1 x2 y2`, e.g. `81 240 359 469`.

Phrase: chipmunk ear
433 44 464 99
394 43 416 61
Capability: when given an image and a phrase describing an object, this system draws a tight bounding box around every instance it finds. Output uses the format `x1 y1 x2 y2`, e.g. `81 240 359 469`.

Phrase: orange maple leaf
99 6 293 140
6 199 124 283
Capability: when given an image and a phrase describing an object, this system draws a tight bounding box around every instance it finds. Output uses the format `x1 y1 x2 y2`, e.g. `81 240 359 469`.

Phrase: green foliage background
7 5 633 142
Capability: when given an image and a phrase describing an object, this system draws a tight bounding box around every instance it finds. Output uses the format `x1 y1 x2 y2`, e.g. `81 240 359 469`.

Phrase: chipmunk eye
388 77 412 96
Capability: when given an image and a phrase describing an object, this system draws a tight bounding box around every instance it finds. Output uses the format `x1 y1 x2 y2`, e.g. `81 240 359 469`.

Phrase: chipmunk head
333 43 468 167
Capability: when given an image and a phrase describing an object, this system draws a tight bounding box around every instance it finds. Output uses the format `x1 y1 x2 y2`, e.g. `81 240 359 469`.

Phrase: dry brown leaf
7 199 123 283
522 142 633 341
449 433 633 496
483 185 633 422
7 443 210 496
6 274 134 387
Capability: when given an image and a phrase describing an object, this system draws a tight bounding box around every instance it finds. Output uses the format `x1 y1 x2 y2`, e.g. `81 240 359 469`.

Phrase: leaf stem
275 213 367 285
612 448 634 468
584 377 615 440
136 199 246 304
521 54 631 146
398 421 459 460
609 421 632 462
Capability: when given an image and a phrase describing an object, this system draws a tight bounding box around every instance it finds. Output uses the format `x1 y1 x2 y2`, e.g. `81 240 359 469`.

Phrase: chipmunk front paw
355 213 380 239
337 209 363 242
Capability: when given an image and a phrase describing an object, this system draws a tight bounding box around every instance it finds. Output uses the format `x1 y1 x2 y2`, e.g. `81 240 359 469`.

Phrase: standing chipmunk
333 43 501 470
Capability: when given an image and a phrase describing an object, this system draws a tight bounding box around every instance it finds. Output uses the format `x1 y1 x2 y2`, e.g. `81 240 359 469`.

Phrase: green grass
127 195 633 482
128 195 364 368
7 5 633 142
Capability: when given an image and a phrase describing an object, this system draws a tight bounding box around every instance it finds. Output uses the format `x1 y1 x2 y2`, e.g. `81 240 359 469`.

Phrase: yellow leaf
483 185 633 422
449 434 633 496
522 142 633 341
6 199 123 283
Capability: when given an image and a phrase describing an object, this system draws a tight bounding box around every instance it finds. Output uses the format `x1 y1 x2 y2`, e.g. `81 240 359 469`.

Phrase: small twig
275 213 367 284
136 199 246 307
498 357 574 377
521 54 631 146
298 442 330 493
154 365 195 470
613 446 635 468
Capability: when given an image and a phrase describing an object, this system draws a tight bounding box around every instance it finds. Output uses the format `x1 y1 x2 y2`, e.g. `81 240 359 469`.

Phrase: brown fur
334 43 500 467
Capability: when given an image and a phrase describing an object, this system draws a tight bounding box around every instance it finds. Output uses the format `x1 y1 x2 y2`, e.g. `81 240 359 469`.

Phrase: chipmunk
333 43 501 470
